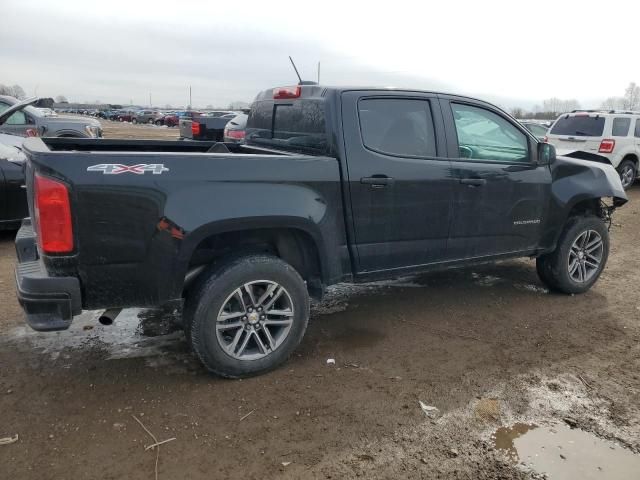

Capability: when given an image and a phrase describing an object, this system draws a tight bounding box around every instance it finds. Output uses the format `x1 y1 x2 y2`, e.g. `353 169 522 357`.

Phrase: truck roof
252 84 499 107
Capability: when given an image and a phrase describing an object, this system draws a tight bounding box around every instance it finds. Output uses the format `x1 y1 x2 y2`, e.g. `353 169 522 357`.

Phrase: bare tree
510 107 524 118
0 84 26 98
55 95 68 103
11 85 26 99
563 99 581 112
229 100 250 110
622 82 640 110
601 97 622 110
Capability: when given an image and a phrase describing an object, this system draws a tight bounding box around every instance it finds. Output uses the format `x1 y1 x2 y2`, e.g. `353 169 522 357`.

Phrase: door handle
459 178 486 186
361 176 395 187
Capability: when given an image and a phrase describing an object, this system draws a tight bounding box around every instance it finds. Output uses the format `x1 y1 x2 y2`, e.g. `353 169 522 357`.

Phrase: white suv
546 111 640 189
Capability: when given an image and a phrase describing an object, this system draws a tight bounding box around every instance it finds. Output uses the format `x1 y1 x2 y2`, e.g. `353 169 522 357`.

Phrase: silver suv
0 95 102 138
546 110 640 189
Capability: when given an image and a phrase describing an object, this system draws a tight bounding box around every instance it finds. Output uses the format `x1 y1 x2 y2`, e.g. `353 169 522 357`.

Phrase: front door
341 91 455 273
0 101 32 136
441 98 551 259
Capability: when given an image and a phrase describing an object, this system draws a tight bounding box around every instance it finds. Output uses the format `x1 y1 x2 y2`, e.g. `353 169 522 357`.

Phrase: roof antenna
289 56 303 84
288 56 318 85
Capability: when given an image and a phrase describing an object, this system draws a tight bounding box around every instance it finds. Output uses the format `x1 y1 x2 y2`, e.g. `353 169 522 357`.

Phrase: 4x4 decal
87 164 169 175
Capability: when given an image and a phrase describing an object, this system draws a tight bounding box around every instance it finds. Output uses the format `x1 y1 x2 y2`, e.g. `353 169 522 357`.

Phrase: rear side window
612 117 631 136
246 100 327 155
358 98 436 157
635 119 640 138
550 115 605 136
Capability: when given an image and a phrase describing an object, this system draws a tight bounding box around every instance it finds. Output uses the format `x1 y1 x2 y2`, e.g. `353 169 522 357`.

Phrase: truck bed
21 137 348 311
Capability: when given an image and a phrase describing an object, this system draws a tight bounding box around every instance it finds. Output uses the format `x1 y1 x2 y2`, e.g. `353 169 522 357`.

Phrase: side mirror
538 142 556 165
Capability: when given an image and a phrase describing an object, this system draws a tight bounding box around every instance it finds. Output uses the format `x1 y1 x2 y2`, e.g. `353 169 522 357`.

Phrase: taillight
273 86 301 99
34 173 73 254
226 129 245 140
598 139 615 153
191 121 200 136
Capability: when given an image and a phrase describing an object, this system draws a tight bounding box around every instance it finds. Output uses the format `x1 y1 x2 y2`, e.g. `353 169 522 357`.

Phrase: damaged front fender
552 152 628 208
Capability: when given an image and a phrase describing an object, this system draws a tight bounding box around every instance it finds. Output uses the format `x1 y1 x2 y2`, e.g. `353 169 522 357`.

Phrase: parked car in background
546 110 640 189
0 98 32 228
180 112 236 141
15 85 627 377
163 113 179 127
133 110 163 125
35 108 57 117
223 113 247 143
117 110 137 122
0 95 102 138
520 121 549 141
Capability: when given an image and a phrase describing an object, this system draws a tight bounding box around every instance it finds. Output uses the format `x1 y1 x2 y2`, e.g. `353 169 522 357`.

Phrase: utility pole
189 86 192 109
317 62 320 84
149 93 152 107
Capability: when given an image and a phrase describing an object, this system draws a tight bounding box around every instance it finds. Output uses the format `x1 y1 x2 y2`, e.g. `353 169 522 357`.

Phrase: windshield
550 115 605 136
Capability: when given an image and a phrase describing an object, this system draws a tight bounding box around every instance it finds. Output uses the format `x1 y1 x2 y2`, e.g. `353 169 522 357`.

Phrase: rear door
441 97 551 258
635 118 640 149
341 91 455 273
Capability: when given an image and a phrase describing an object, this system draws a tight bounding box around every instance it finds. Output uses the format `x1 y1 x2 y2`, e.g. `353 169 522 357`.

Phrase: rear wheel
132 118 138 124
617 159 636 189
155 120 163 126
185 254 310 378
536 215 609 294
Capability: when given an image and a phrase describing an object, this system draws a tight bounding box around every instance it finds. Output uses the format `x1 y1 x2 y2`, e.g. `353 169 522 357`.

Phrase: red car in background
165 111 202 128
117 110 137 122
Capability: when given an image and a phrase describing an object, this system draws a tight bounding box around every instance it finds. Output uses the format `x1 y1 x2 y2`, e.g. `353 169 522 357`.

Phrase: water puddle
492 423 640 479
4 308 185 361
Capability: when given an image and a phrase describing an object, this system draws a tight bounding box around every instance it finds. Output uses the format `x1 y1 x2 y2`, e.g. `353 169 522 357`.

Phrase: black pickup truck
15 85 627 377
179 111 236 141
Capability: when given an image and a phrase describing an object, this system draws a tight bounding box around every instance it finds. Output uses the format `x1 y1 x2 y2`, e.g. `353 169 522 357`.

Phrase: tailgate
179 119 193 139
547 114 606 153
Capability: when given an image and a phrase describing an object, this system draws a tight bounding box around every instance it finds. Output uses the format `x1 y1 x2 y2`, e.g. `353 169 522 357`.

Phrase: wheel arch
178 218 328 299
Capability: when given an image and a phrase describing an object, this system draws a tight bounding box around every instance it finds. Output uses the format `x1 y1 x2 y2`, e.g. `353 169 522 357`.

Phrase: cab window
451 103 529 163
0 102 27 125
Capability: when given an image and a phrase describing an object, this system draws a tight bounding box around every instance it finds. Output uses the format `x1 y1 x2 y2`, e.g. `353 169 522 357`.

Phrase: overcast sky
1 0 638 109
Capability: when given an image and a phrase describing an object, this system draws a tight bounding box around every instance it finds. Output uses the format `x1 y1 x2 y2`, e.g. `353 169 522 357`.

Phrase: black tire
617 159 636 190
155 120 163 126
132 118 138 124
185 254 310 378
536 215 609 294
148 118 154 125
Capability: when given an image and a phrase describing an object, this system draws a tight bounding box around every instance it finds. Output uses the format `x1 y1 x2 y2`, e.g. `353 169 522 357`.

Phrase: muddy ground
1 122 639 479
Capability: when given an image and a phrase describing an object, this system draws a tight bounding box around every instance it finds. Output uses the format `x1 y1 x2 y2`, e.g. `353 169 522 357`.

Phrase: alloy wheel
568 230 604 283
215 281 294 360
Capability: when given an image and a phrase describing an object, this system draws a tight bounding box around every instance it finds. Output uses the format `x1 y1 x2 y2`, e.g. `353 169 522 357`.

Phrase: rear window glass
550 116 605 136
612 117 631 136
246 100 327 155
358 98 436 157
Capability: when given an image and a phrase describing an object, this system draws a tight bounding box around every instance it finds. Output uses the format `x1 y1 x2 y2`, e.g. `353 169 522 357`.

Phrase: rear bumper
14 219 81 331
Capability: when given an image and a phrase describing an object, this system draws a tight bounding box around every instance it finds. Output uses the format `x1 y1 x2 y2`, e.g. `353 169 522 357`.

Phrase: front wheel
536 215 609 294
617 159 636 190
185 254 310 378
132 118 138 124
